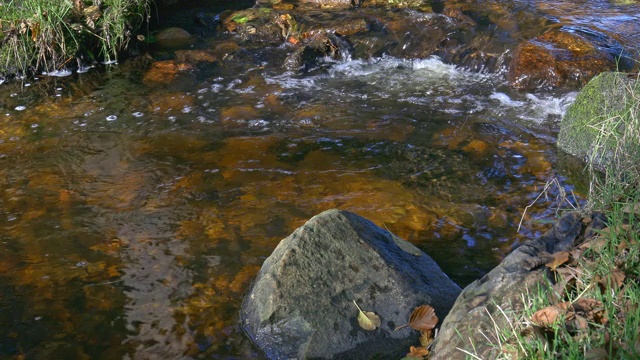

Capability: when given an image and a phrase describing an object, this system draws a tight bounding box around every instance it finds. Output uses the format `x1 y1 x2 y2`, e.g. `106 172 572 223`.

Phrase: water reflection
0 53 583 358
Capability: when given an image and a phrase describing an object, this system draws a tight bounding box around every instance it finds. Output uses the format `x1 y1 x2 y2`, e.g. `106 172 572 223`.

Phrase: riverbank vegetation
462 72 640 359
0 0 150 77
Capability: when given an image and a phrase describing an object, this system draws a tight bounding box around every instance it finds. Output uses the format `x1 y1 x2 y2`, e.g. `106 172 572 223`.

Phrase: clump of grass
459 72 640 359
0 0 150 77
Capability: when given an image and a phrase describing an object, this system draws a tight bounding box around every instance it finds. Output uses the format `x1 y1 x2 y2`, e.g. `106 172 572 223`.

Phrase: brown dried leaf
408 305 438 331
531 305 566 327
406 346 429 359
545 251 570 270
353 300 380 331
419 329 434 348
572 298 603 313
565 313 589 333
569 248 583 265
580 233 608 253
555 267 580 285
598 268 625 290
621 203 640 215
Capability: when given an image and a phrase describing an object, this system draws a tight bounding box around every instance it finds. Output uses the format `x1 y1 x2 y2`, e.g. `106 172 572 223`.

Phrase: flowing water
3 0 638 358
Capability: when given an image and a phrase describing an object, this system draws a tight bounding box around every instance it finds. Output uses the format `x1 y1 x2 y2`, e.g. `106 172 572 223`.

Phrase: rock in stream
241 209 461 359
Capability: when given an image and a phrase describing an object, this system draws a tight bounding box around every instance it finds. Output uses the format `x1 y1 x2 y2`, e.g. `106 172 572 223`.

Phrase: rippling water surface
0 28 589 359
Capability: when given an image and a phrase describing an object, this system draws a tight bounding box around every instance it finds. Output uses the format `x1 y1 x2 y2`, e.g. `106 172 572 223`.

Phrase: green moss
232 15 251 24
557 72 640 167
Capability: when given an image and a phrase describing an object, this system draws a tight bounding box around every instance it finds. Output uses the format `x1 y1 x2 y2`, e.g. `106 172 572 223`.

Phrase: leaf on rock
531 305 566 327
395 305 439 331
405 346 430 359
408 305 438 331
579 234 608 253
544 251 570 271
353 300 380 331
419 329 434 348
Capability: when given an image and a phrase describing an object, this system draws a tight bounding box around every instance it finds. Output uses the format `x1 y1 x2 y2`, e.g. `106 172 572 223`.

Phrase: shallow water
7 0 632 354
0 51 583 358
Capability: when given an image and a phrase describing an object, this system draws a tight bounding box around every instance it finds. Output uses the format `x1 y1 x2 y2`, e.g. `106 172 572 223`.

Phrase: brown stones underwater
1 0 639 358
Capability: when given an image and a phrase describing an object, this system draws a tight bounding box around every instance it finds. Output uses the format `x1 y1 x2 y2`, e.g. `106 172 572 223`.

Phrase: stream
1 0 638 358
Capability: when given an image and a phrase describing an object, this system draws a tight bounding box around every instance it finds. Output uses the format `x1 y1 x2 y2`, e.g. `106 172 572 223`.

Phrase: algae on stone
557 72 639 167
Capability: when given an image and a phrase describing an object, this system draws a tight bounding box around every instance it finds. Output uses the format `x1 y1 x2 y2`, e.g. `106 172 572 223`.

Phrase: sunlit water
12 0 636 347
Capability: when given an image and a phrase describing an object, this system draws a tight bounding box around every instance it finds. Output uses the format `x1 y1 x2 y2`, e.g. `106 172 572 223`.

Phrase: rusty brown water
0 53 582 358
11 0 640 355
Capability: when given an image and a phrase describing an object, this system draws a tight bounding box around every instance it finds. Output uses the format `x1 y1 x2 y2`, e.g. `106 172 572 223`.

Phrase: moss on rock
557 72 639 166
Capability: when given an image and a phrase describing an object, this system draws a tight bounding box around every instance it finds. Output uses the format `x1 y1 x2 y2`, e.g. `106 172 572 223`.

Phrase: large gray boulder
241 209 461 359
430 211 601 359
558 72 639 167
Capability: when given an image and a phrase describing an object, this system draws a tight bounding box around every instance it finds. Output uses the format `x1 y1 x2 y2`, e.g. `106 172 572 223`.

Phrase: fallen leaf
405 346 429 359
565 313 589 333
569 248 583 265
419 329 433 348
621 203 640 215
544 251 570 270
531 305 566 327
554 267 580 286
353 300 380 331
579 234 608 253
598 268 626 290
406 305 438 331
572 298 602 313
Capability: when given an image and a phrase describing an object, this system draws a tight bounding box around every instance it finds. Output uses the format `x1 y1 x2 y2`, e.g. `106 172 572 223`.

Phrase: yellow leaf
353 300 380 331
544 251 570 271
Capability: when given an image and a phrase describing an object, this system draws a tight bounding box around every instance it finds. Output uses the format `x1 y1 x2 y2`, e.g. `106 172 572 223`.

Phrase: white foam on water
489 91 578 124
42 69 73 77
490 92 525 107
257 54 576 128
521 92 577 122
77 65 93 74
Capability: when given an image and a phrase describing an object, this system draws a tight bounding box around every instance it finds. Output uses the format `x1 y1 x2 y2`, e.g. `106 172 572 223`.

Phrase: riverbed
1 0 638 358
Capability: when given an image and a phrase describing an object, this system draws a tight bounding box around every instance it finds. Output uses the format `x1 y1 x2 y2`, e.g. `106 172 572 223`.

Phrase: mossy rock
557 72 639 167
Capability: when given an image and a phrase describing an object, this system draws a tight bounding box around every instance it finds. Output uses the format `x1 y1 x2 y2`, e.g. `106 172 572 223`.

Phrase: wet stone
155 27 194 48
241 209 461 359
507 27 622 90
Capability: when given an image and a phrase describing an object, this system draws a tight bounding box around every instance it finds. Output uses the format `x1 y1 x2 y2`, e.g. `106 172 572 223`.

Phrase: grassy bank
463 72 640 359
0 0 150 77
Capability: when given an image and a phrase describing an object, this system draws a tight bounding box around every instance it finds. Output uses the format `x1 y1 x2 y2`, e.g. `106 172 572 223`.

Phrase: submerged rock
431 212 589 359
241 209 461 359
155 27 195 48
557 71 640 166
507 27 624 90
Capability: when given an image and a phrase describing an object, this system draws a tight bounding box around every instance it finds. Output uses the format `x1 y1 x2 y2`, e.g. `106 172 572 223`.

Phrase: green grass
458 72 640 360
0 0 150 76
